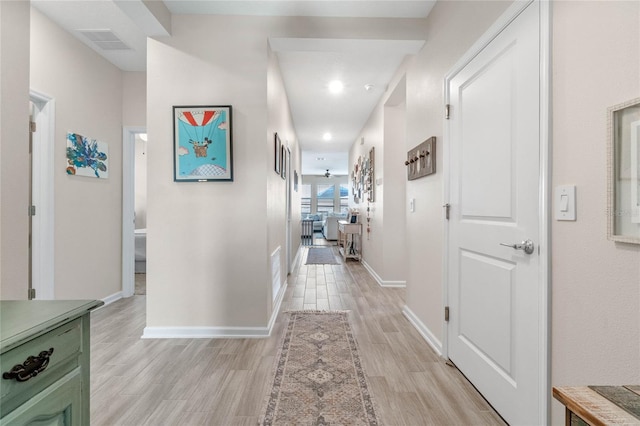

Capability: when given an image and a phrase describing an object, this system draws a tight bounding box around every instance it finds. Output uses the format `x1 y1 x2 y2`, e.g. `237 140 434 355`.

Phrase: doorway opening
122 126 147 298
29 90 55 300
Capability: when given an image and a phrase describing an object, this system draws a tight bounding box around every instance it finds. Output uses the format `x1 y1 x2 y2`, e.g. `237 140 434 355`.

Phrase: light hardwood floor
90 246 505 425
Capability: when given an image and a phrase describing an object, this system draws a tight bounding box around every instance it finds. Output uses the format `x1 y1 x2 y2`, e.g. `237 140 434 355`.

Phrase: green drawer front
0 368 82 426
0 318 82 416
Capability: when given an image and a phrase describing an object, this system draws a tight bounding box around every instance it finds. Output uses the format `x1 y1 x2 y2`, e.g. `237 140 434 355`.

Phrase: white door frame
442 0 551 422
30 89 55 300
122 126 146 298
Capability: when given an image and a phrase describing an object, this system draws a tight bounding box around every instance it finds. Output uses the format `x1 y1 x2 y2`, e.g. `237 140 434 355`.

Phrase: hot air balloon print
173 106 233 182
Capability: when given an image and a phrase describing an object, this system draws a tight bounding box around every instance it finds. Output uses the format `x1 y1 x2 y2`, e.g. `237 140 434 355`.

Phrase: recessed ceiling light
364 84 374 91
323 133 332 141
328 80 344 94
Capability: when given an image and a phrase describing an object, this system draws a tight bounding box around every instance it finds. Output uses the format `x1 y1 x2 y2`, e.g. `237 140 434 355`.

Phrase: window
340 184 349 213
301 184 311 216
316 184 334 214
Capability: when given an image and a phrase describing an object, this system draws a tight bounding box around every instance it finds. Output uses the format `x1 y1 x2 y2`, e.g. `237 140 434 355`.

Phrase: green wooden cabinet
0 300 103 425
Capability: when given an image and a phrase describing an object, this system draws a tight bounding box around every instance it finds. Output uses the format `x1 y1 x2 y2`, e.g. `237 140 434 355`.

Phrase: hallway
89 247 505 425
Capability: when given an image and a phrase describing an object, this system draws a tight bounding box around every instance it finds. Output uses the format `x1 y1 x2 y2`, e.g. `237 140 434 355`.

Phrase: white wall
30 7 124 300
0 0 30 299
146 16 271 329
123 72 146 127
349 70 410 285
402 1 512 339
551 1 640 423
268 44 301 293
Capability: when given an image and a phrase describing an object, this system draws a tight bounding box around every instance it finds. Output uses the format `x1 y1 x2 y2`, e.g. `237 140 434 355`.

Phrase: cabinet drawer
1 318 82 416
0 368 82 426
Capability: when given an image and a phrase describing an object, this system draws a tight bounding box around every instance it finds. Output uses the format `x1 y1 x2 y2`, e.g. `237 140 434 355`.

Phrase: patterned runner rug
260 311 379 425
305 247 339 265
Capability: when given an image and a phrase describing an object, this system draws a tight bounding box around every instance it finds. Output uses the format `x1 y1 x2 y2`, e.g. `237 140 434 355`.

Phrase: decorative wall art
281 145 288 180
173 105 233 182
607 97 640 243
66 132 109 179
406 137 436 180
294 170 299 192
274 133 281 175
351 147 375 204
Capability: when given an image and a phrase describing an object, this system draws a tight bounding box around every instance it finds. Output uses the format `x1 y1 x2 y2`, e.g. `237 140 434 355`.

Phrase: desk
337 220 362 261
553 386 640 426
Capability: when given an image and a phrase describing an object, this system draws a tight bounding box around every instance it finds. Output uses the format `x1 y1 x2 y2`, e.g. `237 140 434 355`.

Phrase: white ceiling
30 1 435 175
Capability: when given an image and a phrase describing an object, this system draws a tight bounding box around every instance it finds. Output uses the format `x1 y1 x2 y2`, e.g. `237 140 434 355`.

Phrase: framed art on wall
607 97 640 243
274 133 281 175
173 105 233 182
66 132 109 179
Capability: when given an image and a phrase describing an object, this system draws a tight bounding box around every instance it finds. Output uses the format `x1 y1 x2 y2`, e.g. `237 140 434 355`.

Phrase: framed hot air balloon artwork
173 105 233 182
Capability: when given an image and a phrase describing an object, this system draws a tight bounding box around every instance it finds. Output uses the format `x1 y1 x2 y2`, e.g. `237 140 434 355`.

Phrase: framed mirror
607 97 640 243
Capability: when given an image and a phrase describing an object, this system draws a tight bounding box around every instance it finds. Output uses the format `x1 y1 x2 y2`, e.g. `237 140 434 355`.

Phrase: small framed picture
274 133 281 175
173 105 233 182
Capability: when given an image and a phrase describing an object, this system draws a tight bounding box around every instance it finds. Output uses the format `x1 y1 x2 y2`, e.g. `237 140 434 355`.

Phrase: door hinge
445 306 450 322
28 288 36 299
443 203 450 220
445 104 450 120
28 205 36 216
29 121 36 133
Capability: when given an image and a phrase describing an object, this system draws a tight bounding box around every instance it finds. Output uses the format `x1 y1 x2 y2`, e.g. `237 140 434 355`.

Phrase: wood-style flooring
90 245 505 425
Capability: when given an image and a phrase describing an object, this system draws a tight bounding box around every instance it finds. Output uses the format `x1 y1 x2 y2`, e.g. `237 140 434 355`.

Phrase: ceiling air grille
77 30 131 51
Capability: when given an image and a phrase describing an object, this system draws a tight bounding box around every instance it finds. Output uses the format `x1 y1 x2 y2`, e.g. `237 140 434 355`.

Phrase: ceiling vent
77 30 131 51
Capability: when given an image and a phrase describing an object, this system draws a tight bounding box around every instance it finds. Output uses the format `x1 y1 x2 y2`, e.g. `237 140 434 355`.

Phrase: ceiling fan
324 169 332 178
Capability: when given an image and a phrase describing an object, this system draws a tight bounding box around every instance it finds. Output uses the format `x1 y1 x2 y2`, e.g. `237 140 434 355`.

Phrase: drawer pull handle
2 348 54 382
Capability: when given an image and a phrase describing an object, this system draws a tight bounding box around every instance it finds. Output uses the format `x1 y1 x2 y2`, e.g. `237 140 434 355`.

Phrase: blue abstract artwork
66 132 109 179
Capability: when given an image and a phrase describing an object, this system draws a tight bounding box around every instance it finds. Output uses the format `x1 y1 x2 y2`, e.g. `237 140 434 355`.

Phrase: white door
446 2 545 424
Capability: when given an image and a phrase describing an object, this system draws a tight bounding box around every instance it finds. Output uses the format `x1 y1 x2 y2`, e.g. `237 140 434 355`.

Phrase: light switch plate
555 185 576 221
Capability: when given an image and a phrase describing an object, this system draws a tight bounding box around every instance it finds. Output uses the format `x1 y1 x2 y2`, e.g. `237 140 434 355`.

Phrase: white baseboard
402 305 443 357
100 291 123 307
362 260 406 288
268 279 287 334
292 245 301 270
141 281 288 339
142 325 271 339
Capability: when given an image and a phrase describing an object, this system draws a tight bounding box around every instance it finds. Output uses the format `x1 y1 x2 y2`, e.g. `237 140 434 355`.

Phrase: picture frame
173 105 232 182
281 145 288 180
607 97 640 243
274 133 281 175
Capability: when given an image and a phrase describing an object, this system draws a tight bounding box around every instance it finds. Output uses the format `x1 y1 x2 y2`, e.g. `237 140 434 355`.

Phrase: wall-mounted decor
294 170 299 191
366 147 375 202
173 105 233 182
352 156 362 203
274 133 281 175
607 97 640 243
405 137 436 180
66 132 109 178
281 145 288 180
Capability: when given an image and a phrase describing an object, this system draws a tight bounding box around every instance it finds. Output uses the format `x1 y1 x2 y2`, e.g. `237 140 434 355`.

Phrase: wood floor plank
89 246 504 425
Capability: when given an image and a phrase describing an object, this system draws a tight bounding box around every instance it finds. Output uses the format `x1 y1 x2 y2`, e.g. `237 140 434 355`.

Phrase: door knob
499 239 534 255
